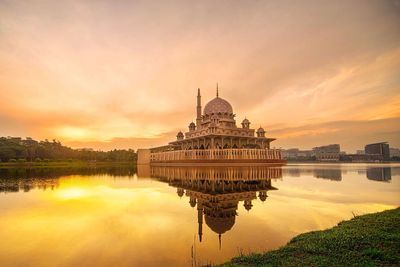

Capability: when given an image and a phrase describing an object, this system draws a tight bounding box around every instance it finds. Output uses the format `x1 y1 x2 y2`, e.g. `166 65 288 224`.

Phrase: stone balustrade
150 148 282 163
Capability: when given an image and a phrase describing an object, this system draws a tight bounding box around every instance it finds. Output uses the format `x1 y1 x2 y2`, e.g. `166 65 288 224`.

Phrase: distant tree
0 136 137 162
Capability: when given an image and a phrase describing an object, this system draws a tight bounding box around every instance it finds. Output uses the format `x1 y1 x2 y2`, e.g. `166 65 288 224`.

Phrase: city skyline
1 0 399 152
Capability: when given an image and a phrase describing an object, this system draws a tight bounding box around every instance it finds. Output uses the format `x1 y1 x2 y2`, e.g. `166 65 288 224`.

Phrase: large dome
204 97 233 115
205 215 236 235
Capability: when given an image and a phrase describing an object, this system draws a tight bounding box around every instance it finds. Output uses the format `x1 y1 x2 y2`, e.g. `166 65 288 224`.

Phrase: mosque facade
137 86 284 164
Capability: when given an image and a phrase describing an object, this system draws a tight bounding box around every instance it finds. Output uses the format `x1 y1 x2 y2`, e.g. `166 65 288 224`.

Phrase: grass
218 208 400 267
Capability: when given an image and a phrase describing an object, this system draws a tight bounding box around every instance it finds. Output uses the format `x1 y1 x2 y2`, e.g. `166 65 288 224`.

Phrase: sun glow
56 188 89 200
54 126 92 140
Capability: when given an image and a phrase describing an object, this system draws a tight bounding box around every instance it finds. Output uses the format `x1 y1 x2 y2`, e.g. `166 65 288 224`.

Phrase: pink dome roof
204 97 233 115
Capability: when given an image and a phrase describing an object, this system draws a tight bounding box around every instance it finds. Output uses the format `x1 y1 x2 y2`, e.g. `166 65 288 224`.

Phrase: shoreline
217 208 400 266
0 161 136 169
0 161 398 169
286 161 399 164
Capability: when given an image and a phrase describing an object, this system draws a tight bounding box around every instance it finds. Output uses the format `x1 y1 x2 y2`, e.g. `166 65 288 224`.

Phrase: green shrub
17 158 26 163
9 159 17 162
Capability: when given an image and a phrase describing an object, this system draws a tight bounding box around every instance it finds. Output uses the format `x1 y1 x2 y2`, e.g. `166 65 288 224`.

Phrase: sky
0 0 399 152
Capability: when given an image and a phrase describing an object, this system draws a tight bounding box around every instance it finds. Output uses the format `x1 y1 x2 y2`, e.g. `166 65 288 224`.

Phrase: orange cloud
0 1 399 151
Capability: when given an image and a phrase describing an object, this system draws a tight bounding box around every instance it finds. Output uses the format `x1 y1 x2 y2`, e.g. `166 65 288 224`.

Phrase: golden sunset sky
0 0 399 152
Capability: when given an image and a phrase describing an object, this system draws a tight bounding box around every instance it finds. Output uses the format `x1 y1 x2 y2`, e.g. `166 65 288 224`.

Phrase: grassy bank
0 160 136 169
218 208 400 266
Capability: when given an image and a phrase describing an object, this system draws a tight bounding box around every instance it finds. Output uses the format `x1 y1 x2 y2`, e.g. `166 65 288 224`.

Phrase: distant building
312 144 340 161
281 148 313 161
345 153 383 162
389 148 400 158
365 142 390 161
298 150 313 158
281 148 299 159
356 150 365 155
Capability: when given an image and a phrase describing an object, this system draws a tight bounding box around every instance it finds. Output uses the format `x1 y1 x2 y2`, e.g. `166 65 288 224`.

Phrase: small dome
176 131 184 140
257 127 265 133
259 191 268 202
204 97 233 115
189 197 197 207
189 122 195 127
177 188 184 197
244 200 253 211
242 118 250 124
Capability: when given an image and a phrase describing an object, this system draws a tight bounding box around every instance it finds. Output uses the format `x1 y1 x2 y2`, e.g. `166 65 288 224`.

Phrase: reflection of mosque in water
144 166 282 247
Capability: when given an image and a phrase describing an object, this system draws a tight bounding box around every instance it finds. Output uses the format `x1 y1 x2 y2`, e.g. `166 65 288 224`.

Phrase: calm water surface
0 163 399 266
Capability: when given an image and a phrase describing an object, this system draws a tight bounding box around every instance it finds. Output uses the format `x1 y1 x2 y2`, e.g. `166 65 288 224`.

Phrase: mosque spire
197 203 203 243
196 88 202 127
216 83 219 97
219 234 222 250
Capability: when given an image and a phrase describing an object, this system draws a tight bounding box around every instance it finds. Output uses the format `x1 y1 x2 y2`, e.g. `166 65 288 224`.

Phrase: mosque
137 86 284 164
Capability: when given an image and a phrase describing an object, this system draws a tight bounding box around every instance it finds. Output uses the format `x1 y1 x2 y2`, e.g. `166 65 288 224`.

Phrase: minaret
196 88 202 128
216 83 219 97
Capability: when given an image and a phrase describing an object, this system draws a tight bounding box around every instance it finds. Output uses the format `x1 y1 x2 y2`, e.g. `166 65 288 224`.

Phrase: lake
0 163 399 266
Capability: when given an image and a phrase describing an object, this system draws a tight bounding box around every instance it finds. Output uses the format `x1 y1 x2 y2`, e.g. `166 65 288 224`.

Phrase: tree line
0 137 137 162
